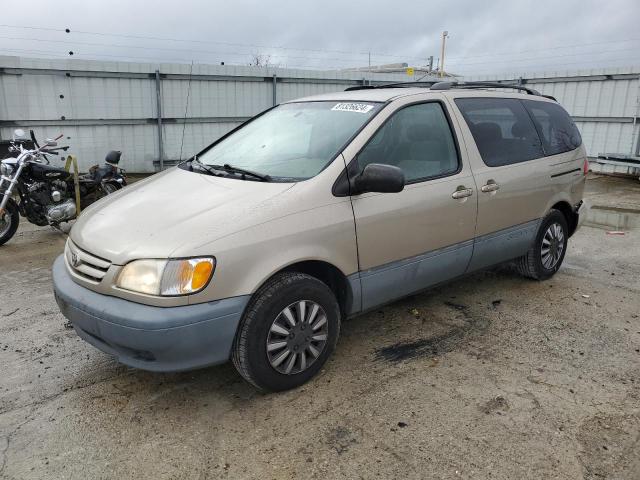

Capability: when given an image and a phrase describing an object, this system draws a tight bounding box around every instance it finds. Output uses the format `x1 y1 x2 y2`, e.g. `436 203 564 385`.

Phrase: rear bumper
575 199 590 231
52 255 250 372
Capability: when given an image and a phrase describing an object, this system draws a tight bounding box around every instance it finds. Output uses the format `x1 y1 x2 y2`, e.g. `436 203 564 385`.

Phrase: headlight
116 257 215 296
0 162 13 176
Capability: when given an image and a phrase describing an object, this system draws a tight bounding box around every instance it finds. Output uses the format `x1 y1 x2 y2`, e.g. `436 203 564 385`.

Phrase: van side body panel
342 93 478 311
444 92 586 271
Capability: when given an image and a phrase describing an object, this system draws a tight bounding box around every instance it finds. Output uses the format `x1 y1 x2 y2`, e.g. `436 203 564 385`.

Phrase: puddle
583 205 640 231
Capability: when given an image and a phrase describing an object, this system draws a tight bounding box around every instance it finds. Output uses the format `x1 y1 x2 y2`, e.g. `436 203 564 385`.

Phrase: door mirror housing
351 163 405 195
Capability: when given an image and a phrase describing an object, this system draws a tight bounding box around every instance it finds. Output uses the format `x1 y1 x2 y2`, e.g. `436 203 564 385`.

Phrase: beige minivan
53 81 588 391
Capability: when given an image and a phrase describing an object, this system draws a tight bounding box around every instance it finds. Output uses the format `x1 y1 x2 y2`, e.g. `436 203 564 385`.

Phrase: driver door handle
451 187 473 199
481 180 500 193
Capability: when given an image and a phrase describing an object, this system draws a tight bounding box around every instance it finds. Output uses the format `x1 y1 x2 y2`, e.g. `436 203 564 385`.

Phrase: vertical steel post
272 74 277 106
439 31 448 78
155 70 164 170
634 74 640 156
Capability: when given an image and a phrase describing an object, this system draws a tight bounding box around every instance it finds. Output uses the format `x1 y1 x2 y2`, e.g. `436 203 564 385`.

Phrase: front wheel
232 272 341 392
0 198 20 246
516 209 568 280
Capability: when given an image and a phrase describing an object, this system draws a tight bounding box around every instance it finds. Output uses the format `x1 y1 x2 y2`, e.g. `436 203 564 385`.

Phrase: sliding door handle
481 180 500 193
451 187 473 199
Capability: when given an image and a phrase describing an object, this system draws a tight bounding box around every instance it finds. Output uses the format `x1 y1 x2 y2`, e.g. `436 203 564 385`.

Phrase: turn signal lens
160 257 215 295
192 261 214 291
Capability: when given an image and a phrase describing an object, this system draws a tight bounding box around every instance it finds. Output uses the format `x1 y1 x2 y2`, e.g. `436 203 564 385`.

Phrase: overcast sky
1 0 638 75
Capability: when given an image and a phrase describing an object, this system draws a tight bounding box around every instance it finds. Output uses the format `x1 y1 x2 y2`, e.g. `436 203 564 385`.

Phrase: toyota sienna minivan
53 81 588 391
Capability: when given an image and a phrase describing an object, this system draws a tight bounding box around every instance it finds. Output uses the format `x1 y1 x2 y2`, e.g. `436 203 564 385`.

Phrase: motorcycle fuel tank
29 163 71 181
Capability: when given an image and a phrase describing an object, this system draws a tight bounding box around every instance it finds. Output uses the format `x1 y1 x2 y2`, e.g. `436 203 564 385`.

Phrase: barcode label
331 103 375 113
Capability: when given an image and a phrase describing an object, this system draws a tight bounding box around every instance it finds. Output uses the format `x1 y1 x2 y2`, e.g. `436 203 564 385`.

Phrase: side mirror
351 163 405 195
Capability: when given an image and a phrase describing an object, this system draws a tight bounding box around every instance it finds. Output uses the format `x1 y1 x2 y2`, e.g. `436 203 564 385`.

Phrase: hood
70 167 294 264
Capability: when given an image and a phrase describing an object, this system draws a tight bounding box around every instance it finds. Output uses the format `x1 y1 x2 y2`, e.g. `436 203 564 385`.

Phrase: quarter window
357 102 459 182
455 98 544 167
523 100 582 155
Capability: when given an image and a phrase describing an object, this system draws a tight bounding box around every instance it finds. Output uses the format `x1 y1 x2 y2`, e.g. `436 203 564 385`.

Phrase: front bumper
52 255 250 372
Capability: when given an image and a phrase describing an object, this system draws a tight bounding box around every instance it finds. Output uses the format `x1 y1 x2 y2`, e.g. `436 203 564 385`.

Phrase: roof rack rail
345 81 437 92
430 81 542 96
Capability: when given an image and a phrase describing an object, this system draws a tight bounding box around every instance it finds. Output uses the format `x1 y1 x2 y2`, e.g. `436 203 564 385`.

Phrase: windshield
197 101 382 180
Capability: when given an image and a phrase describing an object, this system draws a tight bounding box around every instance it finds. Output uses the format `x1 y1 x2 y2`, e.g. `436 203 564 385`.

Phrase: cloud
0 0 638 74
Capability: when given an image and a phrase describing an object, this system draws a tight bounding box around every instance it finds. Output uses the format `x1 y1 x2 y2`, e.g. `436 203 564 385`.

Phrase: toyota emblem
71 252 80 267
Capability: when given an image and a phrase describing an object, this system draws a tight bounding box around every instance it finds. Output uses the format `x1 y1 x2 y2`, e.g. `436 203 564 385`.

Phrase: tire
516 209 568 280
232 272 341 392
0 198 19 246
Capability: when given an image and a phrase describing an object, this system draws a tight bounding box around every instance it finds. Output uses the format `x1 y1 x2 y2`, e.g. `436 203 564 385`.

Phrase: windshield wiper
190 157 223 177
219 163 271 182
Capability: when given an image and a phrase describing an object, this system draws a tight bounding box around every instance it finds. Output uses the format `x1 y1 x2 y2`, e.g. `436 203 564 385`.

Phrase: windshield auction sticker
331 103 375 113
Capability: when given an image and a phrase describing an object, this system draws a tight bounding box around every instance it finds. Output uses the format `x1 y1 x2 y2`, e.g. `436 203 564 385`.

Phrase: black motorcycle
0 129 127 245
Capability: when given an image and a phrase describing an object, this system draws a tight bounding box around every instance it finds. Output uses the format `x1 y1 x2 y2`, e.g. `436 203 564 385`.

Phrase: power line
0 23 428 61
2 22 640 70
0 47 371 70
2 47 637 75
0 34 399 65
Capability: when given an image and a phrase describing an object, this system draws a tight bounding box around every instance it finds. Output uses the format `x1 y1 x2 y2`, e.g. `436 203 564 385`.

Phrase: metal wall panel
0 55 411 172
467 67 640 158
3 56 638 172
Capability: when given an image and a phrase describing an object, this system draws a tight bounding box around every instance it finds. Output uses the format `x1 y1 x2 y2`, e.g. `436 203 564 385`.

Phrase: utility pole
440 31 449 78
427 55 434 74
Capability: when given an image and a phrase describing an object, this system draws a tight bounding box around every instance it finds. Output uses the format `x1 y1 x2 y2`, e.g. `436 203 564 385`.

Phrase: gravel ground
0 174 639 480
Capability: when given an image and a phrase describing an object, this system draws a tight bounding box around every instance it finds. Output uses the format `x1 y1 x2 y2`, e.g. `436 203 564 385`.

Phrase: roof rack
344 81 437 92
343 80 557 101
430 81 542 96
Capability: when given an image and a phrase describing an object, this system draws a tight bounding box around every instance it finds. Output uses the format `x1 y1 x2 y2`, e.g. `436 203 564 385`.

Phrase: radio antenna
179 60 194 162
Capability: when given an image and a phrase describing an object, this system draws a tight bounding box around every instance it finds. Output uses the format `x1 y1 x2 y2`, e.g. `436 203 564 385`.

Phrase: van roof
288 81 556 104
288 87 431 103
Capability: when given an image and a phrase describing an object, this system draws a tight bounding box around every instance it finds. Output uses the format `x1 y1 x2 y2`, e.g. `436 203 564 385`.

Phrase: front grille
65 240 111 282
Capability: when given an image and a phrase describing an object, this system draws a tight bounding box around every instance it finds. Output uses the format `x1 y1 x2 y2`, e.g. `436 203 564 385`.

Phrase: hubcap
541 222 565 270
266 300 328 375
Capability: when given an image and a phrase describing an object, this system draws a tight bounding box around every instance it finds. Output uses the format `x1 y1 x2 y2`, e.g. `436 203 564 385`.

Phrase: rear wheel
0 198 19 246
232 272 341 392
516 209 568 280
101 182 121 195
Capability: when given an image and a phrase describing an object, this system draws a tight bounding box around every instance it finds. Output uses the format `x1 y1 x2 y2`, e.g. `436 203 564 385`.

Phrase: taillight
583 158 589 175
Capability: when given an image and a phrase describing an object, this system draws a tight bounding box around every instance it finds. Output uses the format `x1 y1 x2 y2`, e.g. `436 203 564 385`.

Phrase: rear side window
455 98 544 167
523 100 582 155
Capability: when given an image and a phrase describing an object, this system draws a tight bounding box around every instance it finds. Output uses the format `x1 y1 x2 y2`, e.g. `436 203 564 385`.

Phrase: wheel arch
550 200 578 237
255 260 358 318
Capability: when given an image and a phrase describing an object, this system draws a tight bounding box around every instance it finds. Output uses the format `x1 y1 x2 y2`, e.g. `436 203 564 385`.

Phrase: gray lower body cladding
355 219 541 312
52 255 250 372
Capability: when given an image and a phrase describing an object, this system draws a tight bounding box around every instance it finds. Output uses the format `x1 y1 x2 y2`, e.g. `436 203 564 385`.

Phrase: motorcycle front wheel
0 198 19 246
